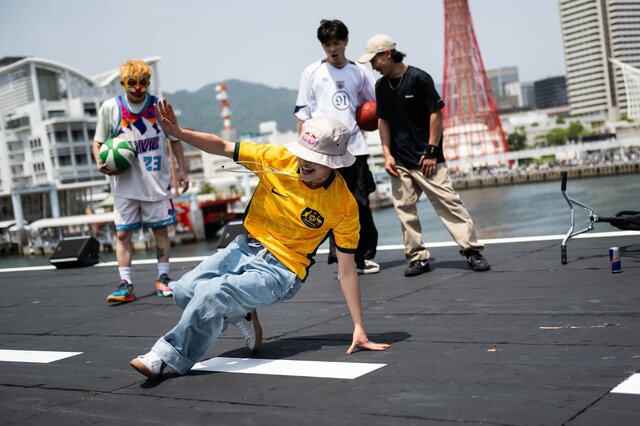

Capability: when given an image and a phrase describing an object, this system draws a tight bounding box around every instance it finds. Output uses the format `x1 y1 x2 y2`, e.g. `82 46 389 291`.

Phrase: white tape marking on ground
611 373 640 395
192 357 385 379
0 349 82 363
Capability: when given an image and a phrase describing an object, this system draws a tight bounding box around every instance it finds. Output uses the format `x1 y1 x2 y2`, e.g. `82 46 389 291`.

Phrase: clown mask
122 73 150 102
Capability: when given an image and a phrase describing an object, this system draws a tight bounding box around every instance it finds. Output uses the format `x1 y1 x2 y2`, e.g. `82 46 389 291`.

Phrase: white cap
285 117 355 169
357 34 396 63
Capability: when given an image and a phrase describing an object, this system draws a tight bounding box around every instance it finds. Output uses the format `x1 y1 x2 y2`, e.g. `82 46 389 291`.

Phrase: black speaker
50 236 100 268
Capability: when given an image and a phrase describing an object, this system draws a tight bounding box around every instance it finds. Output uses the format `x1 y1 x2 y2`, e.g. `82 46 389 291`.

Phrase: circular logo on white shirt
332 91 350 111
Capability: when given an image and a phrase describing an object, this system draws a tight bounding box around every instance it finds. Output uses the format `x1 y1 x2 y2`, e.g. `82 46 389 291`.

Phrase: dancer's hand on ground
346 331 391 354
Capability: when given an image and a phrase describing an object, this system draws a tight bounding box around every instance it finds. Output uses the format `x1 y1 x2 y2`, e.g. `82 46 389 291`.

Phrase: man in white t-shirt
295 19 380 274
92 59 189 303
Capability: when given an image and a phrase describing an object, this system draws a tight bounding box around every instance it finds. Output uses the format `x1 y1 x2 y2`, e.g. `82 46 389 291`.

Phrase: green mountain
165 79 298 137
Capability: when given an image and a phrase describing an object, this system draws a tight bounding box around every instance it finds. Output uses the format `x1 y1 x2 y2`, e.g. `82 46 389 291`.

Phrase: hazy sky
1 0 565 93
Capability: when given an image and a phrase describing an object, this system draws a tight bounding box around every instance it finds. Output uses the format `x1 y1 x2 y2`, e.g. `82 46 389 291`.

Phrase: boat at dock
173 194 244 240
0 220 22 255
16 212 118 255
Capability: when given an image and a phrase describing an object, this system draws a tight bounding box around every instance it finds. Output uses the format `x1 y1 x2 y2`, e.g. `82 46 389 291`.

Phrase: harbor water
1 174 638 269
374 173 639 245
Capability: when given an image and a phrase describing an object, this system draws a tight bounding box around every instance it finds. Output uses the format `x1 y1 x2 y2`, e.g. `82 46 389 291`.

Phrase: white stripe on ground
192 356 385 379
0 349 82 363
611 373 640 395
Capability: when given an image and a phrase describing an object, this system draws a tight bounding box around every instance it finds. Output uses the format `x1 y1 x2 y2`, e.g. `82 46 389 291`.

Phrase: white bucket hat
357 34 396 63
285 117 355 169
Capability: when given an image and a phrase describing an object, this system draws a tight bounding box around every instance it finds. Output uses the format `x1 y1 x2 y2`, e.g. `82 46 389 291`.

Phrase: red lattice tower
442 0 508 164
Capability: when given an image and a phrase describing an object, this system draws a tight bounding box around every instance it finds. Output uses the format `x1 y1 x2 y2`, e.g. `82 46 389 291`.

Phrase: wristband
423 145 438 159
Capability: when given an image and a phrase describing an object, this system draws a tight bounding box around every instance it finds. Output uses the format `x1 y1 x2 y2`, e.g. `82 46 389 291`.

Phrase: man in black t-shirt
357 34 490 276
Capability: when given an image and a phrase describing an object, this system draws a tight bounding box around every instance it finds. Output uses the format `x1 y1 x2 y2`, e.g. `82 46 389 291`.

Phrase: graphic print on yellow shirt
236 141 360 281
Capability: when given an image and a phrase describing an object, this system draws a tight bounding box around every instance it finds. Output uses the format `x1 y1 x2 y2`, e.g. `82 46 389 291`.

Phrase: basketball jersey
95 95 172 201
236 141 360 281
295 60 376 156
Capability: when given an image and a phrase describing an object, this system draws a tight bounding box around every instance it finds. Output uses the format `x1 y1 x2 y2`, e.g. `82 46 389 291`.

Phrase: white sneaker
357 259 380 274
130 350 164 379
230 310 262 353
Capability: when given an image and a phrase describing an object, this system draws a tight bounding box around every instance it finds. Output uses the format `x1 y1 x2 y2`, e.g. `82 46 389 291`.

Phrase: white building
559 0 640 120
0 56 164 221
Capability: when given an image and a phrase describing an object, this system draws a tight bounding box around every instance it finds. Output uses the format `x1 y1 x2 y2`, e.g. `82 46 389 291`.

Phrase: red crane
442 0 509 165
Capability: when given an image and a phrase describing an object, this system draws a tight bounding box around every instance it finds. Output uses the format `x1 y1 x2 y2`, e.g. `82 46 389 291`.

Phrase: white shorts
113 197 177 231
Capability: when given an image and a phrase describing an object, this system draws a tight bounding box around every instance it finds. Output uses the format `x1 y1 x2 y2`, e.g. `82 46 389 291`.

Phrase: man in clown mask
92 59 189 304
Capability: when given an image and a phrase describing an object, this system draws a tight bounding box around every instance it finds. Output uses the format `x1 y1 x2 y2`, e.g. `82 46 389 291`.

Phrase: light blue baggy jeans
152 234 301 374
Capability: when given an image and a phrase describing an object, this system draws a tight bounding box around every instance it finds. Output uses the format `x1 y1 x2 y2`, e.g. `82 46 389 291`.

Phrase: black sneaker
404 259 431 277
464 250 491 271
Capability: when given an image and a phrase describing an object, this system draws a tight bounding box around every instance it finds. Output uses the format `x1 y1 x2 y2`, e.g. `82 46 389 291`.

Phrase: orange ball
356 101 378 131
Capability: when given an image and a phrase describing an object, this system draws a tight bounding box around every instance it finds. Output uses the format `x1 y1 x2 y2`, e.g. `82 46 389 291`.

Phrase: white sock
119 267 132 283
157 262 170 279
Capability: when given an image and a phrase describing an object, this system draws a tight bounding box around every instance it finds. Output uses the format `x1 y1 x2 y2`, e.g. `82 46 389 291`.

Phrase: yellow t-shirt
235 141 360 281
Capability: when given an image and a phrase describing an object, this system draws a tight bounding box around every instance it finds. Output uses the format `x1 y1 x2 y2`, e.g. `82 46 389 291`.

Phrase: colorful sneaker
107 280 136 303
230 310 262 353
155 273 173 297
130 350 165 379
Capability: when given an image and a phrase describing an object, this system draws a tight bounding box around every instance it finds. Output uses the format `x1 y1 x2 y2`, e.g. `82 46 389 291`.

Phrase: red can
609 247 622 274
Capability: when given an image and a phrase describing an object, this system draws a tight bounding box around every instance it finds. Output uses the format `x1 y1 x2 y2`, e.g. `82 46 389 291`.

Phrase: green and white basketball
99 137 136 172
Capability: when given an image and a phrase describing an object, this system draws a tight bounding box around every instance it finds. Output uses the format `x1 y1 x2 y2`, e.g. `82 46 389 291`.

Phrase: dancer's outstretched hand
155 98 180 137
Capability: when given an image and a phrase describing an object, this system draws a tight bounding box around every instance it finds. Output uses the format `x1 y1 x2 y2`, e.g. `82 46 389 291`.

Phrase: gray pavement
1 233 639 425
